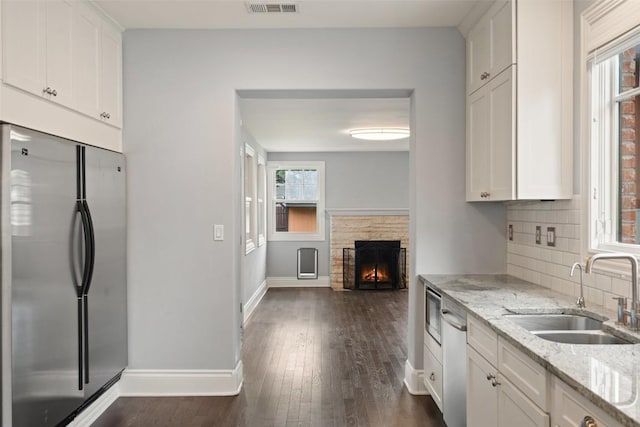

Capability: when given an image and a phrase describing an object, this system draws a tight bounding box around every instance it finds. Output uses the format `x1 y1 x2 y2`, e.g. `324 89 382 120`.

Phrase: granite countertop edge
419 273 640 427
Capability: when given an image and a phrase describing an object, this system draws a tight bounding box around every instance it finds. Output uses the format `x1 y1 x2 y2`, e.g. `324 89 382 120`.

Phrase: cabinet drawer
467 315 498 366
424 330 442 363
498 337 549 411
423 344 443 412
552 376 620 427
499 375 549 427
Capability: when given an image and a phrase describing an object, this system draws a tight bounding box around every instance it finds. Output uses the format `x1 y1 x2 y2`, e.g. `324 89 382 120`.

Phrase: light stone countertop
419 274 640 427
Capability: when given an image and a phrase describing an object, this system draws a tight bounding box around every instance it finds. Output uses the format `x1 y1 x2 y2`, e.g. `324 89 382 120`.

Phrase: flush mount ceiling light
349 128 410 141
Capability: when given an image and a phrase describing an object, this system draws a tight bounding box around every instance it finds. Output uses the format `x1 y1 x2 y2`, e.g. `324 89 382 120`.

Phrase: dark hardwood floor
93 288 444 426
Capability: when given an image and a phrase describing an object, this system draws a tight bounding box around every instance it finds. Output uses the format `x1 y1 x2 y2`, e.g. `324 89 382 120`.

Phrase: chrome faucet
584 252 640 330
570 262 586 308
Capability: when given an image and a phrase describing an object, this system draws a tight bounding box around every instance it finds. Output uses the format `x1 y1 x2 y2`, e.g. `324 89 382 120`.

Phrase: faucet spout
584 252 640 329
570 262 585 308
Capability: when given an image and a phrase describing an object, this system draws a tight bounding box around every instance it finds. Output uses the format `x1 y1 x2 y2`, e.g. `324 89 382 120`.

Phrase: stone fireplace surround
328 209 409 291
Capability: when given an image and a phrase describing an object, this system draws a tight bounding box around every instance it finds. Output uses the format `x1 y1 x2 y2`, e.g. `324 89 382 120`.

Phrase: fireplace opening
343 240 406 290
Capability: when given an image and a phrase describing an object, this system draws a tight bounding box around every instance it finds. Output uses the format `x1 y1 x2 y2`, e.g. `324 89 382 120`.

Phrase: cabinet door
552 377 619 427
72 3 101 118
467 347 498 427
467 20 490 95
424 344 443 412
487 66 515 200
498 376 549 427
466 84 491 201
99 24 122 128
3 0 46 97
489 1 514 80
44 0 74 108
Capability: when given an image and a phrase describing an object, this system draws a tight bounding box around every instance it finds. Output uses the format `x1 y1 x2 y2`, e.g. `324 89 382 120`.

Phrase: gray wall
241 127 268 306
123 28 507 373
266 151 409 278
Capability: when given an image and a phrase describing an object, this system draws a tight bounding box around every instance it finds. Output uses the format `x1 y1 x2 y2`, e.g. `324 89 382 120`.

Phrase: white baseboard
244 280 267 324
267 276 330 288
68 382 120 427
403 359 427 395
119 360 244 397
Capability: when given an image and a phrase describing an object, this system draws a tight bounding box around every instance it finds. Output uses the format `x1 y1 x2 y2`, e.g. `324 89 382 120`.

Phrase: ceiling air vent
246 3 299 13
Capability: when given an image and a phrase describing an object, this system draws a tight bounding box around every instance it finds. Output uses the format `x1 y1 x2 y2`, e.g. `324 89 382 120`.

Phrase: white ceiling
95 1 484 153
94 0 483 30
239 96 410 152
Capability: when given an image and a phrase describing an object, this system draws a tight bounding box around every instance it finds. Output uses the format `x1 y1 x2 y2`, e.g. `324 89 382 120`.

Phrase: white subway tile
595 274 612 292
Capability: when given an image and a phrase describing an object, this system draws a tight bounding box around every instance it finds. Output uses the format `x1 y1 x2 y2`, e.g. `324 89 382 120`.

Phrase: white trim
67 383 120 427
243 280 267 324
267 276 330 288
119 361 244 397
326 208 409 216
403 359 427 396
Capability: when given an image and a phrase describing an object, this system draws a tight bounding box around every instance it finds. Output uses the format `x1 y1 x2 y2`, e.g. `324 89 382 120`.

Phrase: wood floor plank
92 288 445 426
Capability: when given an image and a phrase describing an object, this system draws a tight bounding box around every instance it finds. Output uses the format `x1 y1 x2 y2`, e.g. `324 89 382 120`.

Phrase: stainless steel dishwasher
441 297 467 427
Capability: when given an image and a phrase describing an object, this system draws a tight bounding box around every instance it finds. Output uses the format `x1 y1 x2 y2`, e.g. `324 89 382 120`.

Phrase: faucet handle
612 297 627 325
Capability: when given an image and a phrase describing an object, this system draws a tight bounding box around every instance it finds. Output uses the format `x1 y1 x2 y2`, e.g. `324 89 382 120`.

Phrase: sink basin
504 314 602 331
533 331 631 345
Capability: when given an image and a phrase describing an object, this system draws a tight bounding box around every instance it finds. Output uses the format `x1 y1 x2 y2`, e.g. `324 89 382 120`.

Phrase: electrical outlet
535 226 541 245
547 227 556 247
508 224 513 241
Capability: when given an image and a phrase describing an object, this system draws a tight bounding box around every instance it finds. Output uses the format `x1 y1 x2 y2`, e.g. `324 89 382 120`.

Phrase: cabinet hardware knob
486 374 496 380
429 372 436 381
491 379 500 387
51 89 57 97
106 113 111 119
43 87 52 95
581 416 597 427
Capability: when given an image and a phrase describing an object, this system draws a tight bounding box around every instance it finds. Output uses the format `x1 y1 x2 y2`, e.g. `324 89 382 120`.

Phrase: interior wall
266 151 410 278
241 127 268 306
123 27 507 373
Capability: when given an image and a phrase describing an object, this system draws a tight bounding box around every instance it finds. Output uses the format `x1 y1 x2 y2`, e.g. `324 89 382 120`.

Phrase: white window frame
244 144 257 254
257 154 266 247
584 0 640 267
267 161 325 242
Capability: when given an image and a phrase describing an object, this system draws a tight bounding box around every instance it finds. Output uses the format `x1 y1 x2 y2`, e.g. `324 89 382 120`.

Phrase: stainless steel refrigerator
0 125 127 426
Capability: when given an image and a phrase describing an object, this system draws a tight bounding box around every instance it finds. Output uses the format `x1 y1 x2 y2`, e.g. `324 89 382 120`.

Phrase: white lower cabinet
467 346 498 427
423 343 443 411
551 377 621 427
499 376 549 427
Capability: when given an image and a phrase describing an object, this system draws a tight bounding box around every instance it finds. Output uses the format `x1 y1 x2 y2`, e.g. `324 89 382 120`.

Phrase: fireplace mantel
326 208 409 217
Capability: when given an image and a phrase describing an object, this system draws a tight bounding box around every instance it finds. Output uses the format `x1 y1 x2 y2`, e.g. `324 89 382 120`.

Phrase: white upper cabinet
2 0 123 130
467 1 514 95
72 3 101 119
465 0 573 201
99 25 122 128
3 0 74 107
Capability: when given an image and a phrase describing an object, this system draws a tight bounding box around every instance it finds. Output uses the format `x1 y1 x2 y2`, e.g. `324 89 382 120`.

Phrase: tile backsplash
507 196 633 312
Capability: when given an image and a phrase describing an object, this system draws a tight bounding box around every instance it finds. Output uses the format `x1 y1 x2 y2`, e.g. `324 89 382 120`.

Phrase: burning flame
361 264 390 282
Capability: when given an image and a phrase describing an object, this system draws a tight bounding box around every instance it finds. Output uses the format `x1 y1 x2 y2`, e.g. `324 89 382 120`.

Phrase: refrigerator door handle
77 201 92 294
83 200 96 294
77 297 84 391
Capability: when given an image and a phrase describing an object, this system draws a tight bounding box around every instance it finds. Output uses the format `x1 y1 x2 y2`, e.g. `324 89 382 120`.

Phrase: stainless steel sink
534 331 631 345
504 313 634 345
504 314 602 331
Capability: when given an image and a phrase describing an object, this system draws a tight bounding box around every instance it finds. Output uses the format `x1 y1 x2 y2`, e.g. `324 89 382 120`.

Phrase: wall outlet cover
535 226 541 245
547 227 556 247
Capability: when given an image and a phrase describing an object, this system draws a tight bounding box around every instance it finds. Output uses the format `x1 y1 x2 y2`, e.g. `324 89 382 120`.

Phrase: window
589 25 640 253
267 161 325 241
257 155 266 246
244 144 256 253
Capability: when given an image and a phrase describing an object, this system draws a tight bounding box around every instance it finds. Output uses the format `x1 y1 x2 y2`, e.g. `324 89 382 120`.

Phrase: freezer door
8 126 85 426
83 147 127 399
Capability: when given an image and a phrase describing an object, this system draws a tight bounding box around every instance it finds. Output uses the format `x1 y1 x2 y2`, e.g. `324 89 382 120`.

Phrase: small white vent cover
246 3 299 13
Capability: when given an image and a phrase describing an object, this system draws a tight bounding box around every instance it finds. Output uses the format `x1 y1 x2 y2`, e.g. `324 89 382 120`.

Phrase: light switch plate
508 224 513 241
547 227 556 247
214 224 224 241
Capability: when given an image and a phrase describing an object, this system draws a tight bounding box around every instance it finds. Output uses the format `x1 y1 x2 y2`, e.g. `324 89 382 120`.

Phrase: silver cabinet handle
491 379 501 387
106 113 111 119
581 416 597 427
486 374 496 381
51 89 57 97
429 372 436 381
43 87 52 95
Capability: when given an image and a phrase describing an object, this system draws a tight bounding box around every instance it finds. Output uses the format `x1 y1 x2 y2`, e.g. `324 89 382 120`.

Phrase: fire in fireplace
342 240 406 290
